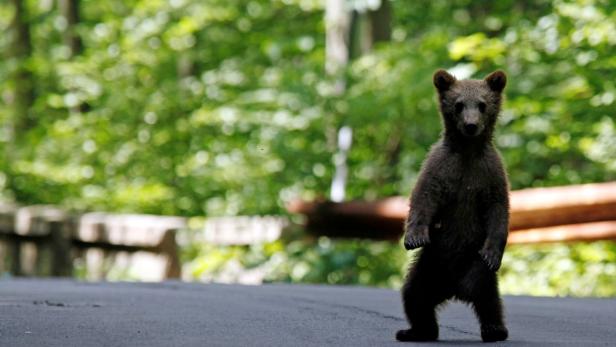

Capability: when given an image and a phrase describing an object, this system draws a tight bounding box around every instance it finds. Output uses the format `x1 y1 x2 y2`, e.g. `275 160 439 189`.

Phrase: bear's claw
479 248 502 272
403 226 430 250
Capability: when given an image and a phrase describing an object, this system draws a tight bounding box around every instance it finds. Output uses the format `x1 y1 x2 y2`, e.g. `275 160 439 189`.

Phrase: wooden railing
0 204 185 279
287 181 616 245
2 181 613 278
0 204 290 279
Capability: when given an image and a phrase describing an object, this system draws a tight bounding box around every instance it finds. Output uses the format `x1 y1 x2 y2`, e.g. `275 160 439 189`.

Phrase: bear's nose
465 123 478 135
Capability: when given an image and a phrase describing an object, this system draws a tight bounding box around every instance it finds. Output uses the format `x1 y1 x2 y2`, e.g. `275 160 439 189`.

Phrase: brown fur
396 70 510 343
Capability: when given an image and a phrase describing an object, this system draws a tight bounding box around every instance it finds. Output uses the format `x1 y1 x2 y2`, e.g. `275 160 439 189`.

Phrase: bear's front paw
479 248 503 272
403 226 430 250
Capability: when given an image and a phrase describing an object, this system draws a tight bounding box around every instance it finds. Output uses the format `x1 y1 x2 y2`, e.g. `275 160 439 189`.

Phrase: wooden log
76 213 186 248
200 216 289 245
287 181 616 240
287 198 405 240
509 182 616 230
508 221 616 244
14 205 71 236
76 213 185 279
287 197 407 219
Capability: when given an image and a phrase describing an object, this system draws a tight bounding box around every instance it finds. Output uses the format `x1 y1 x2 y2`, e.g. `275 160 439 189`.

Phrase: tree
59 0 83 56
10 0 35 133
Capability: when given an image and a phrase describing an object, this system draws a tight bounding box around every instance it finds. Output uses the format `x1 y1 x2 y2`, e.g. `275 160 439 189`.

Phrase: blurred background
0 0 615 296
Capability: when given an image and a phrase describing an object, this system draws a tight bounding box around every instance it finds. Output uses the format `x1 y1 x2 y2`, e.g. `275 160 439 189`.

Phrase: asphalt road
0 279 614 346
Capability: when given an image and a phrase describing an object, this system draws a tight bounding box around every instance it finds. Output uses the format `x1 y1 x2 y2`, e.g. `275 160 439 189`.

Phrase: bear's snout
464 123 479 135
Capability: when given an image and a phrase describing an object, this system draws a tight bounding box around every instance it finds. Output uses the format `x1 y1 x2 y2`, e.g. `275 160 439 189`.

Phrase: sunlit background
0 0 615 296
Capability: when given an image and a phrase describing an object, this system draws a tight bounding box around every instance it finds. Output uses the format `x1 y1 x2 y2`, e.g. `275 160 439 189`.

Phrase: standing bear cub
396 70 509 343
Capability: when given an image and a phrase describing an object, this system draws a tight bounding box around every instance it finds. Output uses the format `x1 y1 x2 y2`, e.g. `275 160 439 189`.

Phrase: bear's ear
485 70 507 93
433 69 456 92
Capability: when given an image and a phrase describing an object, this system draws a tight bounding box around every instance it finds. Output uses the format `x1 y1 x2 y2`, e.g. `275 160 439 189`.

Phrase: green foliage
184 238 616 297
2 0 615 211
340 0 616 195
185 237 410 287
1 0 330 215
501 242 616 297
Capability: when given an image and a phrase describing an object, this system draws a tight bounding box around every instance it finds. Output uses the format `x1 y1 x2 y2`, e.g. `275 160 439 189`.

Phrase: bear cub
396 70 510 343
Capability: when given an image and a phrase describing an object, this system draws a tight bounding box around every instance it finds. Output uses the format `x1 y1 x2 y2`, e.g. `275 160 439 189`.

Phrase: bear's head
433 69 506 141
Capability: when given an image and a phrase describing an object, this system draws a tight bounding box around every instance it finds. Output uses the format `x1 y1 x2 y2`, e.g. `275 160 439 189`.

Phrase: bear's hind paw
481 325 508 342
395 328 438 342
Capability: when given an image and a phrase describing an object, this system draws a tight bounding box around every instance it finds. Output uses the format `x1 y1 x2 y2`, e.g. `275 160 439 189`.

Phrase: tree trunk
350 0 392 57
325 0 351 82
369 0 392 45
59 0 90 113
10 0 35 133
59 0 83 57
325 0 352 201
325 1 393 202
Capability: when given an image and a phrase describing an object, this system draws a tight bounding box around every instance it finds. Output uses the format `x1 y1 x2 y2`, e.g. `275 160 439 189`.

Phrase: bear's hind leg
458 260 508 342
474 291 508 342
396 262 450 342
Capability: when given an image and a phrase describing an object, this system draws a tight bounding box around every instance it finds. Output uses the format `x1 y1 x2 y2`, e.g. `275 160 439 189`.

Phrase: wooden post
49 220 72 277
0 204 19 275
9 238 22 276
160 229 181 279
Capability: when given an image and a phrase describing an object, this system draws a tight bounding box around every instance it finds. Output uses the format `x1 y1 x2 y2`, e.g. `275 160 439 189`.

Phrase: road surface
0 279 614 346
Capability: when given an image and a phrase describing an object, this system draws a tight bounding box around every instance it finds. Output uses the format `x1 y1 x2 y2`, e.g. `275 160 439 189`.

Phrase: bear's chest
442 155 491 203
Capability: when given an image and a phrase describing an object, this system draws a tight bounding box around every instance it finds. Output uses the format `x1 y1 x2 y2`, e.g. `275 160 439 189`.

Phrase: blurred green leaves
1 0 330 215
449 33 506 62
185 236 411 288
184 238 616 297
501 241 616 297
2 0 615 212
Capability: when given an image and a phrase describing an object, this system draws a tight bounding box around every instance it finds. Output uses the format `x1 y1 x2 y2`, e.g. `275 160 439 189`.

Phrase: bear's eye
454 102 464 113
478 102 486 113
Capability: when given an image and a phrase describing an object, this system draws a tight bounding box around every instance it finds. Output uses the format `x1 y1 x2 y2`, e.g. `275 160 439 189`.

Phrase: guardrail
0 204 185 279
0 205 291 279
287 181 616 244
2 181 613 278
